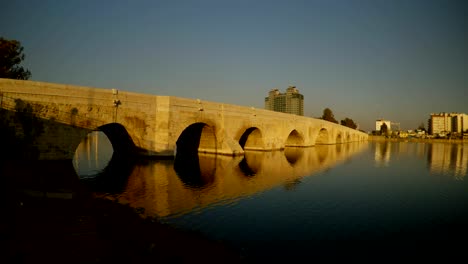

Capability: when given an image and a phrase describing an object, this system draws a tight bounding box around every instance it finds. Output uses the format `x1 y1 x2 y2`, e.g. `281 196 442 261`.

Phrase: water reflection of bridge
94 143 368 217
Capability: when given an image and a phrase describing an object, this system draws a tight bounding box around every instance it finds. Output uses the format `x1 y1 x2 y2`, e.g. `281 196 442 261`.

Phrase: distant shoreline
368 135 468 144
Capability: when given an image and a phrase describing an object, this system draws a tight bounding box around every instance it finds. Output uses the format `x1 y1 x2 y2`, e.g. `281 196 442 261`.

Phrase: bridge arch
315 128 330 145
98 123 137 156
238 127 264 150
336 133 343 144
285 129 304 147
176 122 217 157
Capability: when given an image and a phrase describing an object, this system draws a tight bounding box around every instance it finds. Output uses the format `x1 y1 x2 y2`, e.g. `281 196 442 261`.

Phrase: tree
380 123 388 136
340 117 357 129
0 37 31 80
321 108 338 124
417 122 426 132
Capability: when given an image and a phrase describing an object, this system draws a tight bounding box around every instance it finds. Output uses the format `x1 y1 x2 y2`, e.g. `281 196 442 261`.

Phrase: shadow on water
174 153 216 188
79 153 137 194
238 157 256 177
239 151 265 178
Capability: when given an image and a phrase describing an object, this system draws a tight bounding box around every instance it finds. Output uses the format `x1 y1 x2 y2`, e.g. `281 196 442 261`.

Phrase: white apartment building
375 119 391 131
429 112 468 135
453 113 468 133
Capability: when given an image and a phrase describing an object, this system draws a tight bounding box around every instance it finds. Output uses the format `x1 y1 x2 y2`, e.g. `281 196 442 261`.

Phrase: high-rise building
264 86 304 116
429 112 468 135
452 113 468 133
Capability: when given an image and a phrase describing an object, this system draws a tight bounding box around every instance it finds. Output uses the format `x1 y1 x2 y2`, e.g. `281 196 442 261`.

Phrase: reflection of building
453 145 468 177
374 142 391 166
428 143 467 178
429 112 468 135
264 86 304 116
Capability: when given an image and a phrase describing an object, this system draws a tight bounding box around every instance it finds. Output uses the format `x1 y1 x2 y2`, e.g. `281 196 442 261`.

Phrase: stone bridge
0 78 367 160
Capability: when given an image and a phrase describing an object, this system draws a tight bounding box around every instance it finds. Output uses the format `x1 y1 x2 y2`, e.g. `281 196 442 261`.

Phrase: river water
71 132 468 261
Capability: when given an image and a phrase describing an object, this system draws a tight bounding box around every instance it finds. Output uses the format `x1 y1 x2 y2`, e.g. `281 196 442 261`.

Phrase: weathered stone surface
0 78 368 160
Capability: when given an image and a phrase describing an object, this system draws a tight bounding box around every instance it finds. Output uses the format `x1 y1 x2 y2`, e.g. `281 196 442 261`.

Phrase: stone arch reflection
102 143 369 218
238 151 263 177
284 147 304 166
336 143 342 154
174 153 217 189
86 152 136 193
315 145 329 164
238 157 256 177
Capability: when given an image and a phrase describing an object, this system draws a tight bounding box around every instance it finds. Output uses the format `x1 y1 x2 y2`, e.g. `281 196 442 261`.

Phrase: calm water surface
74 133 468 261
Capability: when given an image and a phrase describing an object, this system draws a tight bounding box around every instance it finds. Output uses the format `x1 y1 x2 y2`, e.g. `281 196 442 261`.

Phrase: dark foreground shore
0 161 245 264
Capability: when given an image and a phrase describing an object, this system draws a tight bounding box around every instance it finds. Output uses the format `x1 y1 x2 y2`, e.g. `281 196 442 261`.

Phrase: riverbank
368 135 468 144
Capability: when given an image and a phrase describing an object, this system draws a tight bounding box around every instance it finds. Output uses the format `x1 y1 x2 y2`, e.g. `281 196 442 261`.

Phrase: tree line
320 107 358 129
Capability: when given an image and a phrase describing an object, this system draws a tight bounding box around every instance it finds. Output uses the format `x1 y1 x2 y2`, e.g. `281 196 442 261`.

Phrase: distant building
453 113 468 133
264 86 304 116
375 119 391 131
429 112 468 135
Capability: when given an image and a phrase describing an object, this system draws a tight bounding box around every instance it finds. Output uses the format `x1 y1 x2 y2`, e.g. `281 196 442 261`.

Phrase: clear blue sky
1 0 466 131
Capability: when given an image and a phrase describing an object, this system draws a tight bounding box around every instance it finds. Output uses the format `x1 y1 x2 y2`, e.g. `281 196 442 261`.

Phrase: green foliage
380 123 388 135
340 117 357 129
0 37 31 80
321 108 338 124
417 122 426 131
